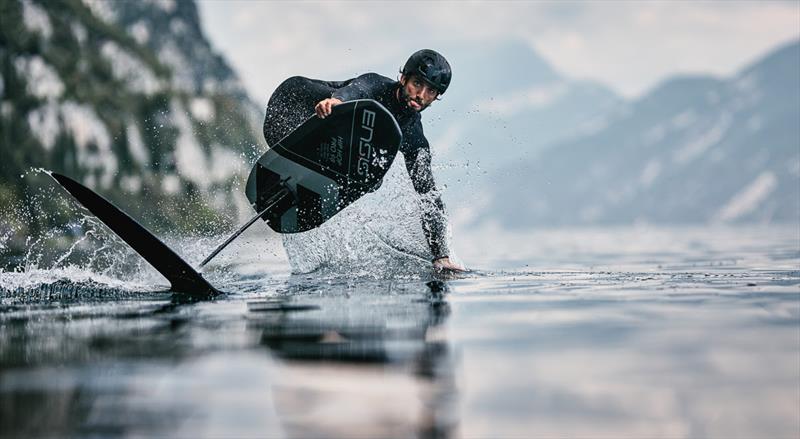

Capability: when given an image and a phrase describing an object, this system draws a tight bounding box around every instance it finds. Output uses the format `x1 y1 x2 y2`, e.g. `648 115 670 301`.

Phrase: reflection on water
251 279 455 438
450 270 799 438
1 226 798 437
0 277 458 438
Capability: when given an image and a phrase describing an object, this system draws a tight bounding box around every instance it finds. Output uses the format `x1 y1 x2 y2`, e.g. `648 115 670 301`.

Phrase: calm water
1 225 798 438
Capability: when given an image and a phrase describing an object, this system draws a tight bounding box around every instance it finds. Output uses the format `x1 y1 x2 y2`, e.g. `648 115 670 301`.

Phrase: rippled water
1 223 798 438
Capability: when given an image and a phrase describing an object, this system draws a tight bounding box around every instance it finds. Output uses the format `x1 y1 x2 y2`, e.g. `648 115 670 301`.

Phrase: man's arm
316 73 390 118
403 134 465 272
331 73 388 101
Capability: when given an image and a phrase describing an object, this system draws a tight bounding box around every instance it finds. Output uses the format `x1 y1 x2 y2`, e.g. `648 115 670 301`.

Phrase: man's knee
284 75 306 85
263 76 323 145
281 76 308 92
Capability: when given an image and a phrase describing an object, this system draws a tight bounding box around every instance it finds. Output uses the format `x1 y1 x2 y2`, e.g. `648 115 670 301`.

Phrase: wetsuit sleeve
331 73 389 102
402 123 450 260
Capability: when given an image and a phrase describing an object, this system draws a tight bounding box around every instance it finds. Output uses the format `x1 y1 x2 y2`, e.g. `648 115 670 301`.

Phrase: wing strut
199 180 292 268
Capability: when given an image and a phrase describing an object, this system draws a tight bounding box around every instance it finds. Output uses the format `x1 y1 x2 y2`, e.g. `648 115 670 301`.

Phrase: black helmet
402 49 452 94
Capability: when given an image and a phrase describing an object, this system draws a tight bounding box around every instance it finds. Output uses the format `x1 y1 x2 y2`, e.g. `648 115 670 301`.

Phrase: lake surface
1 225 798 438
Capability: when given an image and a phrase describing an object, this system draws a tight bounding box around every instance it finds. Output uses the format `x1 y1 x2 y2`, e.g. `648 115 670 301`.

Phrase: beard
397 86 430 112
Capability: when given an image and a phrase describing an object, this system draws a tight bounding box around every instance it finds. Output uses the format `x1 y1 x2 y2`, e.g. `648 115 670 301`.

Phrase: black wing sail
51 173 220 298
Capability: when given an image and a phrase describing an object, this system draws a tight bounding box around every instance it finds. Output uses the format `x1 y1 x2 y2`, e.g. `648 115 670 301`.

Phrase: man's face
398 75 439 112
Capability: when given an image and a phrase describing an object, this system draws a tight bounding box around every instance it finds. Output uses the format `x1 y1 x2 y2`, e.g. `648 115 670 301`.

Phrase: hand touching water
433 257 465 272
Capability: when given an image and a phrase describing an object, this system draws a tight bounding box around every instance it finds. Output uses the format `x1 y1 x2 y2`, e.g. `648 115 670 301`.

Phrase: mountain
372 41 624 207
427 41 623 165
0 0 263 249
479 40 800 227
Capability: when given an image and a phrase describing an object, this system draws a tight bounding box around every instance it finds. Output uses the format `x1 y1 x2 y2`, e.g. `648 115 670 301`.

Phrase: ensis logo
357 109 376 176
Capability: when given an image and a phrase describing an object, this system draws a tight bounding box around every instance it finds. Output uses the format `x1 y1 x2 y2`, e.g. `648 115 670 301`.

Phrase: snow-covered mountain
0 0 263 240
479 40 800 227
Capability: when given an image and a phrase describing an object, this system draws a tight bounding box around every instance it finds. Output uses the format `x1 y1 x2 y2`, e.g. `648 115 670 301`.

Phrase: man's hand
433 257 465 272
315 98 342 119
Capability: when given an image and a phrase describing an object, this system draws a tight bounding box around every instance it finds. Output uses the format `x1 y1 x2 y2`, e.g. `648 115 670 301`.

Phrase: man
263 49 463 272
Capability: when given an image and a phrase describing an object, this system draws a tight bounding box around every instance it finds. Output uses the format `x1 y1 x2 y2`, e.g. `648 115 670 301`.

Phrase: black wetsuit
263 73 449 259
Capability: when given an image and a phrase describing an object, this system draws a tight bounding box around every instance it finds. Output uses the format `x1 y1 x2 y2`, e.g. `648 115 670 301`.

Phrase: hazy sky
197 1 799 102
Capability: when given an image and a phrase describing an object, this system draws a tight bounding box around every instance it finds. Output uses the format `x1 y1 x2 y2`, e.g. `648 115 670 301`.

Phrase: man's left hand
433 257 465 272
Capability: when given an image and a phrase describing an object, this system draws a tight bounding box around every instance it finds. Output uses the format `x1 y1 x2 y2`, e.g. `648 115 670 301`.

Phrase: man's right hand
315 98 342 119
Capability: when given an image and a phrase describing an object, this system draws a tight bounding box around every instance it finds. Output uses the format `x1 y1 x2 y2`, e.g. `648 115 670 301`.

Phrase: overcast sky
197 1 799 102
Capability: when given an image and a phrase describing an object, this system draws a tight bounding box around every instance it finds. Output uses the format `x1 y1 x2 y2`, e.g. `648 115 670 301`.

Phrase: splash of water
0 160 463 300
282 159 457 277
1 170 176 297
